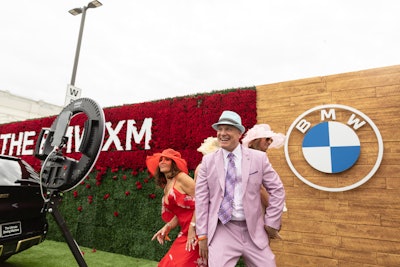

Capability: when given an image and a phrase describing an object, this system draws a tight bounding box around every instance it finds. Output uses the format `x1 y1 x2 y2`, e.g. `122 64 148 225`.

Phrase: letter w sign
64 84 82 106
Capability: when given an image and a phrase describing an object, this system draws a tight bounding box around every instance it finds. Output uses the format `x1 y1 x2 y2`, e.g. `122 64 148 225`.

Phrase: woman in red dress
146 148 207 267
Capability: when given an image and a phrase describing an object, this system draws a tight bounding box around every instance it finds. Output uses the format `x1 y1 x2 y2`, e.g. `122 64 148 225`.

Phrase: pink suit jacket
195 145 285 249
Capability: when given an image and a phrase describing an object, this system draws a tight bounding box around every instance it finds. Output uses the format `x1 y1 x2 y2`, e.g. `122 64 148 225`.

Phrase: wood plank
255 64 400 267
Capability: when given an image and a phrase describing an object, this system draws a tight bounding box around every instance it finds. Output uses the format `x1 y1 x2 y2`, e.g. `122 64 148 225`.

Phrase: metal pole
70 7 87 86
48 193 88 267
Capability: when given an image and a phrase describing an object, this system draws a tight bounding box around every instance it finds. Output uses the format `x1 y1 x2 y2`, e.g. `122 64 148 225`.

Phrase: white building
0 90 62 124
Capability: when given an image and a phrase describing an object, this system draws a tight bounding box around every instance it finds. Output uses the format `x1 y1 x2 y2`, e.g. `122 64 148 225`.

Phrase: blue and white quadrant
302 121 360 173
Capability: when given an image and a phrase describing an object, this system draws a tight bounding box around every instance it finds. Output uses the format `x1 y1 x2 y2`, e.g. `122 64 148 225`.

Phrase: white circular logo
284 104 383 192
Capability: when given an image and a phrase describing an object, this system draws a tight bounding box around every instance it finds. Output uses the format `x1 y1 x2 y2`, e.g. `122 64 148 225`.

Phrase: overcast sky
1 0 399 108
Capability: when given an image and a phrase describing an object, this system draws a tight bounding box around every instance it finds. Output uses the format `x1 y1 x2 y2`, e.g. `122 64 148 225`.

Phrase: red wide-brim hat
146 148 188 177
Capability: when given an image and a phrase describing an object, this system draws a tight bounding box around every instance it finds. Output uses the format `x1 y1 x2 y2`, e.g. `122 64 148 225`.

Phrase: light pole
65 1 102 106
61 3 103 266
69 0 102 86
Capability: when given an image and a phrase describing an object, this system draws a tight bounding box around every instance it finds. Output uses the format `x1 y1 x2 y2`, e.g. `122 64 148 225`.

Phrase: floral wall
0 88 256 173
0 88 256 261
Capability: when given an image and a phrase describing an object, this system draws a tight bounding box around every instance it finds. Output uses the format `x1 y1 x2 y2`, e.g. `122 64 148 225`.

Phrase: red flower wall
0 89 256 172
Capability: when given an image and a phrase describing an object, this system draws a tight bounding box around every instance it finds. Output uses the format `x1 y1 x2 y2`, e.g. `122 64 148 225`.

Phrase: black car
0 155 48 262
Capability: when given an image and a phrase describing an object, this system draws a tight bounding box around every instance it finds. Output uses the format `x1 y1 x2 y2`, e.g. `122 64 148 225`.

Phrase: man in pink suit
195 110 285 267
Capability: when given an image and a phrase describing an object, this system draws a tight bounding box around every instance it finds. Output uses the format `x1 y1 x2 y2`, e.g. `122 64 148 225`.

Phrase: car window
0 159 22 186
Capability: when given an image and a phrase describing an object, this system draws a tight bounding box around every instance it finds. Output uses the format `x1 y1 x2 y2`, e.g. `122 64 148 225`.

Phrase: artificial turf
3 240 158 267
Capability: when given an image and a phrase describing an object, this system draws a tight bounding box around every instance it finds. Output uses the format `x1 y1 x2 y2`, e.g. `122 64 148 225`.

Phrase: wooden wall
256 65 400 267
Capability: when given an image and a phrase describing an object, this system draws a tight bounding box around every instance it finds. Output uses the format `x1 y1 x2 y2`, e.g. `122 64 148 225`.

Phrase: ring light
35 98 105 192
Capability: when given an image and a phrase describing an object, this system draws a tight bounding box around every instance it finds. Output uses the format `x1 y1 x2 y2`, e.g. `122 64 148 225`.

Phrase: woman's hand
151 223 171 245
186 236 197 252
185 222 197 251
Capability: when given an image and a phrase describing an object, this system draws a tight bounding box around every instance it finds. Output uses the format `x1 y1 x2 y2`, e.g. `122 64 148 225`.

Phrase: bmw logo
284 104 383 192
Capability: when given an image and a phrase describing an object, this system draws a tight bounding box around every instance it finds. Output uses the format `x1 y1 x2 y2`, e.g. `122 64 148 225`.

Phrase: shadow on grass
4 240 158 267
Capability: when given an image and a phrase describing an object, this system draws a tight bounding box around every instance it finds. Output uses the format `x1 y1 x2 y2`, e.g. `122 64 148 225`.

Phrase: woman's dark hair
154 160 181 188
248 138 262 151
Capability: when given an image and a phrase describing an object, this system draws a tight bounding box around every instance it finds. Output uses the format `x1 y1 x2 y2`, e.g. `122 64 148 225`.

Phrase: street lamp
68 0 102 87
62 3 103 265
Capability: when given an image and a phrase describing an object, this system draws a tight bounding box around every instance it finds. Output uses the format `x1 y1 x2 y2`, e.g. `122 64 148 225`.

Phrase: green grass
3 240 158 267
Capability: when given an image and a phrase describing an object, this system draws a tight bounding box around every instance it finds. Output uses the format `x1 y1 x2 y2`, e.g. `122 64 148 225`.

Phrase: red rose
103 193 110 200
95 173 102 181
77 206 83 212
73 191 78 198
136 181 142 190
149 193 156 199
113 211 119 217
125 191 131 196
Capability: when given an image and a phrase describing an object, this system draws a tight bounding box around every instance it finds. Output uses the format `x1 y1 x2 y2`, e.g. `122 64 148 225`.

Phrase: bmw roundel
302 121 360 174
284 104 383 192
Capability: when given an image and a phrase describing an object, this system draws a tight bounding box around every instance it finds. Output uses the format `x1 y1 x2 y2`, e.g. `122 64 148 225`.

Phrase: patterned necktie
218 152 236 224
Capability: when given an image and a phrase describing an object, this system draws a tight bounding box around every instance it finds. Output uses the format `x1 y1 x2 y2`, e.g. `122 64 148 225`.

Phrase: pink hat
241 124 286 149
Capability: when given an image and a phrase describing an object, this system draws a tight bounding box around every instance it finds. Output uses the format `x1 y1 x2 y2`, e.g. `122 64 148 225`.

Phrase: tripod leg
49 196 88 267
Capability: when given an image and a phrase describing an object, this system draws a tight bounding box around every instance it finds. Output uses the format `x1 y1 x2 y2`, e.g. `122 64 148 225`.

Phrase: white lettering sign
0 118 153 156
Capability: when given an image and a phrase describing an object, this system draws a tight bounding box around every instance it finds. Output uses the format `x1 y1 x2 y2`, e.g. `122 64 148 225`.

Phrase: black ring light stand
35 98 105 267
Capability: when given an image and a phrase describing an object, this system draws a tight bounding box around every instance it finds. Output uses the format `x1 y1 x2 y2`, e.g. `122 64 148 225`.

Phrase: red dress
159 184 207 267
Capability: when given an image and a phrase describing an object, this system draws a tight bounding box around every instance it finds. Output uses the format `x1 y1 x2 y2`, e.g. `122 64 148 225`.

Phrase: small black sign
1 221 22 238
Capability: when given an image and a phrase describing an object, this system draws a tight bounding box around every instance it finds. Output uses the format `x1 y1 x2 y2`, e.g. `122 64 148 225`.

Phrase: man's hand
198 238 208 260
265 226 283 241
